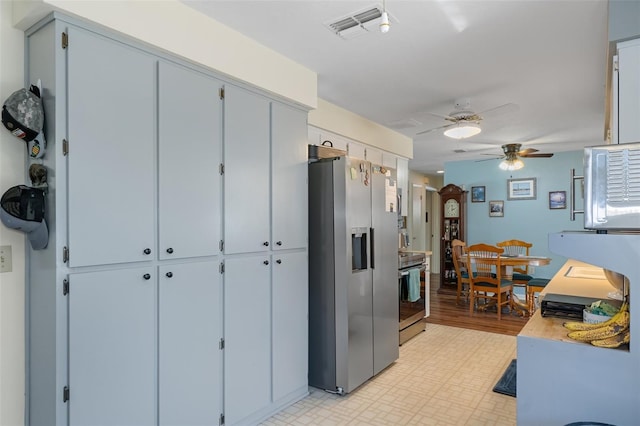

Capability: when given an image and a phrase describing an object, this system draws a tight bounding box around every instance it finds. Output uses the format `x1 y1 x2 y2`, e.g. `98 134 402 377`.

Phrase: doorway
410 184 434 252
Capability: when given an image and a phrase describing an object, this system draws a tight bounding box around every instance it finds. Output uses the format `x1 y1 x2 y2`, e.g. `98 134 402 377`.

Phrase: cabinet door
68 267 156 426
159 261 222 426
223 86 270 254
67 27 155 267
224 256 271 424
271 103 308 250
272 251 308 401
158 61 222 259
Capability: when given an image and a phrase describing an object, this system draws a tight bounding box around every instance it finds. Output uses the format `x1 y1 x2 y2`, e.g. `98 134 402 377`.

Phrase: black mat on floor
493 359 517 397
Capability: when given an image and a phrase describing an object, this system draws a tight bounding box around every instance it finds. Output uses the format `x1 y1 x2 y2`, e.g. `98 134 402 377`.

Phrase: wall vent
325 5 390 39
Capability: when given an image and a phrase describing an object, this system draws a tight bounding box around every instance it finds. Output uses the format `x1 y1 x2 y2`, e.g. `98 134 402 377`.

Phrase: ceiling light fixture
499 156 525 171
443 122 481 139
380 0 390 33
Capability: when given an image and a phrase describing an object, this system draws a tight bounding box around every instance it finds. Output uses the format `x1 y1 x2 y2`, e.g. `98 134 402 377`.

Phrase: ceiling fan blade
475 157 501 162
477 102 519 119
416 122 454 136
424 111 458 122
521 153 554 158
517 148 539 156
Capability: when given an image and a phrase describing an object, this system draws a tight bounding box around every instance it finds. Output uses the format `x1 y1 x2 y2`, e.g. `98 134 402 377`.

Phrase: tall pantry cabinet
25 14 308 426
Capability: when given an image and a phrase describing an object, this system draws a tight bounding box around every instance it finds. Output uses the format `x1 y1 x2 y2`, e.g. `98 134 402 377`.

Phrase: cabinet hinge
62 139 69 156
63 279 69 296
61 32 68 49
62 246 69 263
219 240 224 252
219 413 225 425
219 262 225 274
219 338 225 350
219 163 224 175
614 57 619 72
63 386 69 403
219 88 224 99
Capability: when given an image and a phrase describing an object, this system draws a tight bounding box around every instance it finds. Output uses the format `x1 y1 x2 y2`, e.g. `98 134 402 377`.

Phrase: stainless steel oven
398 252 426 344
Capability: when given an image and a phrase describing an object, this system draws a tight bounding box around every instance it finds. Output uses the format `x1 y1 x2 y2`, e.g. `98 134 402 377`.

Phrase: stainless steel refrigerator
308 155 399 395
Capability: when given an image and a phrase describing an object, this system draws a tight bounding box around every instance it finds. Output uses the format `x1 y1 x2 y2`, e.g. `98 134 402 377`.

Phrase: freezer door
345 159 374 392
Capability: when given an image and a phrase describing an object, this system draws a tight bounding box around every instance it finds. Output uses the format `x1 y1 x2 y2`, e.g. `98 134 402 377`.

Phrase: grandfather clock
438 184 466 292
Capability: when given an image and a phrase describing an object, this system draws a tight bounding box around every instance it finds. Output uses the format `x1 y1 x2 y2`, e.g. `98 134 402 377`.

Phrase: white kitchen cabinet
272 103 308 250
223 85 271 254
615 38 640 144
66 26 156 267
224 255 272 425
26 14 307 426
158 61 222 260
68 267 156 426
159 261 222 426
272 251 308 401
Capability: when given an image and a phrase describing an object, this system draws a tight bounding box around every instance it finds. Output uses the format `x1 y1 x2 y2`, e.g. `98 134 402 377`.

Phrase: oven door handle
398 264 426 278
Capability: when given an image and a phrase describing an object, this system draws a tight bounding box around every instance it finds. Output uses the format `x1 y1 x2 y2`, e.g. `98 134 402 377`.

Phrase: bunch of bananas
563 302 630 348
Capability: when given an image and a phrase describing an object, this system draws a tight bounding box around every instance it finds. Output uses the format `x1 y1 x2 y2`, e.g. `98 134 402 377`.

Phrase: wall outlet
0 245 12 273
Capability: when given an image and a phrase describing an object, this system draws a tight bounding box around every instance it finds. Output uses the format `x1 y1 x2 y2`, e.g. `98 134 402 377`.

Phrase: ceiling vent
325 6 390 39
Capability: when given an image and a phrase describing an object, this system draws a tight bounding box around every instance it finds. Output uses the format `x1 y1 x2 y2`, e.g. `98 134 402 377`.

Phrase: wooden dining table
467 254 552 315
499 255 551 280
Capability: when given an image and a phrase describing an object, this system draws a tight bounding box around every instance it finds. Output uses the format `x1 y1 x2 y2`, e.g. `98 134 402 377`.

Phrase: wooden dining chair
451 239 470 305
466 243 513 320
496 239 534 284
526 278 551 315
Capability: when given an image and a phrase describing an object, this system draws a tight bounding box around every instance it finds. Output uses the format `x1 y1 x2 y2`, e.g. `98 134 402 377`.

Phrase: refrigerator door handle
370 227 375 269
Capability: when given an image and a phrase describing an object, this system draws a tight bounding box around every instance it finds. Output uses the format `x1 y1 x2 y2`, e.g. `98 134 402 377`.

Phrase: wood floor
424 274 529 336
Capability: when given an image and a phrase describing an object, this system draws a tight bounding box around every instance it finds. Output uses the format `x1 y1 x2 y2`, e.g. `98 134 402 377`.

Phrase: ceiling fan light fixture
443 122 481 139
499 157 524 171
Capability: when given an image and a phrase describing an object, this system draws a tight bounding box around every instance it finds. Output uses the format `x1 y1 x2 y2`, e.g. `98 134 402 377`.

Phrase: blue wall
445 150 585 278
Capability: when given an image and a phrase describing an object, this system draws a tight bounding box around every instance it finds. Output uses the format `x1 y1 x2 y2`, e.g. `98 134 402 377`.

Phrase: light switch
0 245 12 273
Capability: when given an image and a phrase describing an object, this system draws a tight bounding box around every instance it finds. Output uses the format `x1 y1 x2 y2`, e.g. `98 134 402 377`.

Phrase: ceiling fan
498 143 554 159
416 98 519 139
479 143 554 170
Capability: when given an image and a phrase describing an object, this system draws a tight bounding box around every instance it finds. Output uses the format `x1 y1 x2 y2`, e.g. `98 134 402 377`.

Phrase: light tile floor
261 324 517 426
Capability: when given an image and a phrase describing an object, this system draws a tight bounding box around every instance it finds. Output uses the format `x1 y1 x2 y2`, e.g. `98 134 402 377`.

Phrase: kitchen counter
517 244 637 426
399 250 433 256
519 259 621 342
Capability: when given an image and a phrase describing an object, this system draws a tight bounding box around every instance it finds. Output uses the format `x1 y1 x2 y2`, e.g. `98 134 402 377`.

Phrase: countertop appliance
308 155 399 395
583 141 640 230
398 252 427 344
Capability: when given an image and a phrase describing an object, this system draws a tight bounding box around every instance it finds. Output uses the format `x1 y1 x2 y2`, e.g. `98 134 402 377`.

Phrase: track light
380 0 390 33
380 11 390 33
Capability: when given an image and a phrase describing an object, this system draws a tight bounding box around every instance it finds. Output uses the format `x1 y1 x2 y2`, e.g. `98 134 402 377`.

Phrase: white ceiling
182 0 609 174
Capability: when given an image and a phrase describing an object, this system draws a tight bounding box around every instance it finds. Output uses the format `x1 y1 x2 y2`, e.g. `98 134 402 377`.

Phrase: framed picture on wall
489 200 504 217
549 191 567 209
471 186 486 202
507 178 537 200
